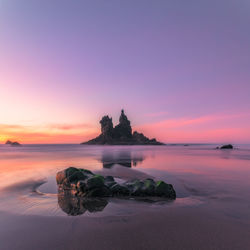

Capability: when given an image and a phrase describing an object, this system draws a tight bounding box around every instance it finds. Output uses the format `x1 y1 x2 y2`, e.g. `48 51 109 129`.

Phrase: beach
0 144 250 249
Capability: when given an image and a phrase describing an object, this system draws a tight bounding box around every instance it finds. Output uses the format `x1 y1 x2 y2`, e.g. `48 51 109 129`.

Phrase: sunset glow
1 1 250 144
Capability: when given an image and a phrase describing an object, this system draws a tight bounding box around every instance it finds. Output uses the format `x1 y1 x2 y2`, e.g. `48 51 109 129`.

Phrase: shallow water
0 144 250 249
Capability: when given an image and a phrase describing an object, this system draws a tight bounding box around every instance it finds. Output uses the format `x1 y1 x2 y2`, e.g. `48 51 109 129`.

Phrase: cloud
141 112 250 129
135 112 250 143
1 111 250 143
0 123 99 143
47 123 95 130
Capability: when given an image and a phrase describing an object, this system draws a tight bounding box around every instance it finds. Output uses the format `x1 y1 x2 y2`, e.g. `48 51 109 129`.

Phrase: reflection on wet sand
57 188 108 216
101 149 145 168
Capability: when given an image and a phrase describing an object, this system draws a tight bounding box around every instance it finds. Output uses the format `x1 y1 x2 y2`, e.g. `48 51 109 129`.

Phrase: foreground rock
81 109 163 145
56 167 176 199
217 144 234 149
5 140 21 146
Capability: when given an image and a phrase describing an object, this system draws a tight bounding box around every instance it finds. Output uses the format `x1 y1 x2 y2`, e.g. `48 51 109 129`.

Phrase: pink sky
0 1 250 143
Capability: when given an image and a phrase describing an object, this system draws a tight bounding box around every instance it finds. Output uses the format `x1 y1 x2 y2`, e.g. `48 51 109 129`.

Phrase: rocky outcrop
56 167 176 199
113 109 132 139
5 140 21 146
82 110 163 145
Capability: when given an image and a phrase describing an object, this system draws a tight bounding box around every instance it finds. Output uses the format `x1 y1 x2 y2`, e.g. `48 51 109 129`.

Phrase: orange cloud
47 123 95 130
0 123 99 143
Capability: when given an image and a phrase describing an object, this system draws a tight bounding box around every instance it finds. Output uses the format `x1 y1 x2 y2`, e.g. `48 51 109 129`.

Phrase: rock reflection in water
57 189 108 216
101 149 145 168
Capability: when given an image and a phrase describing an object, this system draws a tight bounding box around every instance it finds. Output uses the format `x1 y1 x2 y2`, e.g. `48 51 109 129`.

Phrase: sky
0 0 250 143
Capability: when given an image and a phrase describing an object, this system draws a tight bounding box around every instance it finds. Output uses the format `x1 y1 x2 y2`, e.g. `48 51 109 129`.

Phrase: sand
0 144 250 249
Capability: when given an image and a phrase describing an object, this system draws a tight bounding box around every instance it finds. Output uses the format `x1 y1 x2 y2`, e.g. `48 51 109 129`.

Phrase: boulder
155 181 176 199
56 167 93 185
110 184 130 196
76 180 86 192
86 176 105 190
56 167 176 200
142 179 156 196
85 186 111 197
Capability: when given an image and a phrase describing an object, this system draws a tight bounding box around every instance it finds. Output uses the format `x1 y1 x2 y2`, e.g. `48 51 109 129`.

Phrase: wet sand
0 144 250 249
0 204 250 250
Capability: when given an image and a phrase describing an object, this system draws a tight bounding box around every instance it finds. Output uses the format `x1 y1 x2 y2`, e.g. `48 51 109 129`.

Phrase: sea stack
81 110 163 145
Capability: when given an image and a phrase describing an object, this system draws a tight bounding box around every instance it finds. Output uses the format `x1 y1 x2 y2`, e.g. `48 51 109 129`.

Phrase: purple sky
0 0 250 143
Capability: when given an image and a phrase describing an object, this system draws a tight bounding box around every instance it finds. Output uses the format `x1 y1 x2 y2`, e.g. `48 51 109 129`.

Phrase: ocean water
0 144 250 249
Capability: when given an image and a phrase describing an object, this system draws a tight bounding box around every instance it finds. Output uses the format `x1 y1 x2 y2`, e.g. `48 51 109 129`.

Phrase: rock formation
56 167 176 200
5 140 21 146
82 110 163 145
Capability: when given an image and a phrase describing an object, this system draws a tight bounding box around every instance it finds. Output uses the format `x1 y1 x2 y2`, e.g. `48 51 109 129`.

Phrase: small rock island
216 144 234 149
81 110 163 145
5 140 21 146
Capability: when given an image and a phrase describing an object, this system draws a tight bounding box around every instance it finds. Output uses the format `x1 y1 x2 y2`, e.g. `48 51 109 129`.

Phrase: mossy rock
87 176 105 190
142 179 155 195
56 167 84 185
57 167 176 200
94 174 105 181
65 167 79 177
76 180 86 192
110 184 130 196
68 171 88 183
155 181 176 198
85 186 111 197
130 180 144 196
79 169 94 175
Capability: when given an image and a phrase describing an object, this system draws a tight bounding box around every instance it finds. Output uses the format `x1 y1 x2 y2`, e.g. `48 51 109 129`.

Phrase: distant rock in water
217 144 234 149
5 140 21 146
82 109 163 145
56 167 176 200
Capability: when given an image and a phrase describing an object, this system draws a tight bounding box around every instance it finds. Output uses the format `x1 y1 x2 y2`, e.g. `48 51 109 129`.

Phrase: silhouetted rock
100 116 114 139
5 140 21 146
132 131 160 145
82 110 163 145
113 109 132 139
219 144 234 149
56 167 176 199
